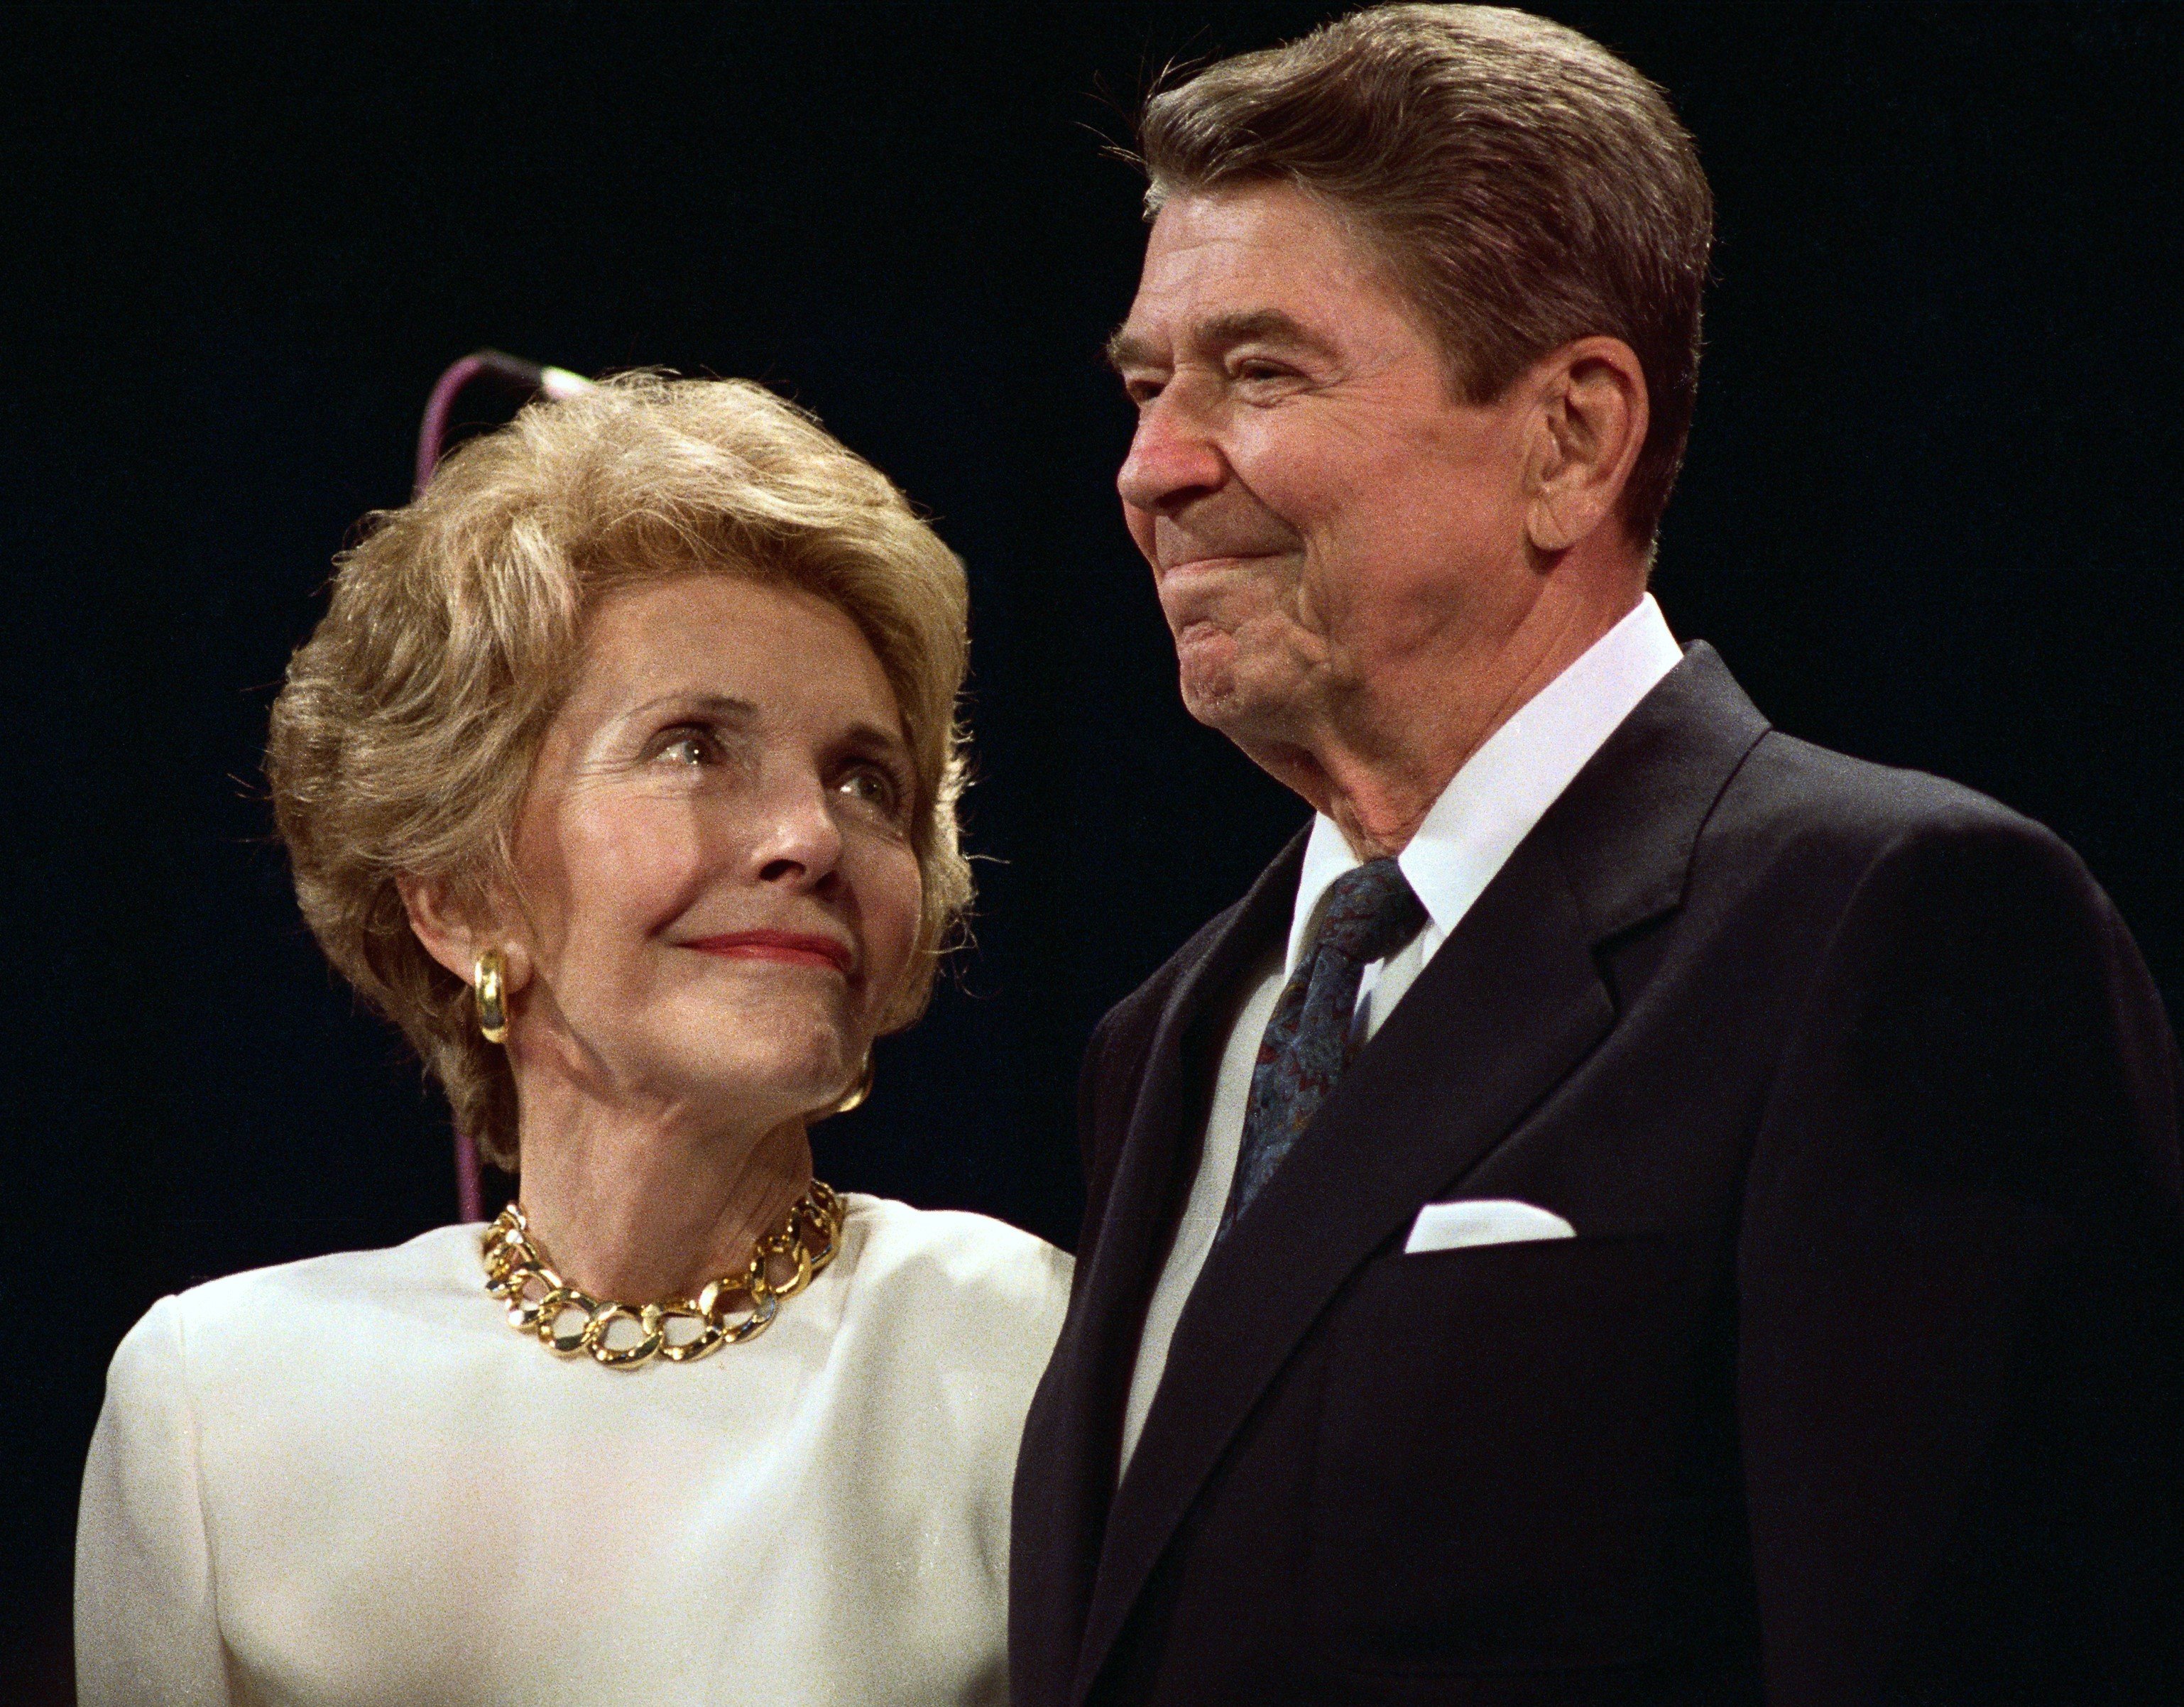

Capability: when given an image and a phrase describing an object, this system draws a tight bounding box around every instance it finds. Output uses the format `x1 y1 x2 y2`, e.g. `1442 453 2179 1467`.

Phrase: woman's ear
397 874 533 994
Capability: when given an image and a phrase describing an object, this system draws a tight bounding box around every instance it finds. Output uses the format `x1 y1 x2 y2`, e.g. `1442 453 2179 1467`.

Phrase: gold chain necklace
480 1181 843 1369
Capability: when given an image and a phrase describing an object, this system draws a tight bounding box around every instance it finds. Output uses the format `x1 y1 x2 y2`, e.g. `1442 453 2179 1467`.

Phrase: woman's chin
675 1043 858 1128
547 994 858 1128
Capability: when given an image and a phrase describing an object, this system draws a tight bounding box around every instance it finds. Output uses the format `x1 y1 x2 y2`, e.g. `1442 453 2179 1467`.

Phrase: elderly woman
75 376 1071 1704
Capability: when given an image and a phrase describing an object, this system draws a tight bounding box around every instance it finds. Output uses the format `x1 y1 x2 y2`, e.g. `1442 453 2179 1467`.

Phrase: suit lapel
1022 829 1309 1685
1074 828 1310 1362
1071 645 1769 1700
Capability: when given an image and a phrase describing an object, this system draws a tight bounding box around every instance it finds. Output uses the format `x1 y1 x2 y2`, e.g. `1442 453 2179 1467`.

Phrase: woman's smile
682 929 853 974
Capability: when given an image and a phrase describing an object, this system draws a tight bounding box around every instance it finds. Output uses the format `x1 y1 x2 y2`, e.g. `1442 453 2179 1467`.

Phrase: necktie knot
1315 856 1426 970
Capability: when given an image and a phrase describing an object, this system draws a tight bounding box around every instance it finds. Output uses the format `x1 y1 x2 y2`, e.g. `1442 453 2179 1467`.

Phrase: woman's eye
656 731 714 768
838 767 901 812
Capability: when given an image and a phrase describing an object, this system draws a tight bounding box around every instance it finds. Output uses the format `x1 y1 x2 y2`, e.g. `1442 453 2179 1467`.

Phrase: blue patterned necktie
1219 856 1427 1236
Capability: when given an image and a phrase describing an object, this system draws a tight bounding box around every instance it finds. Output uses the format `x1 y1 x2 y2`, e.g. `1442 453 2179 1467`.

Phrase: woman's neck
510 1095 814 1303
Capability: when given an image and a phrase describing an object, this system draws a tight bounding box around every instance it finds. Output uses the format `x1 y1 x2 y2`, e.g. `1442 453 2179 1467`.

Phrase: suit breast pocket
1306 1229 1728 1675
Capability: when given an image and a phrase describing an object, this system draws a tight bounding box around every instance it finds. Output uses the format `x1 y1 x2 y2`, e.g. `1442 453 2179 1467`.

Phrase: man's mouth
1157 550 1278 575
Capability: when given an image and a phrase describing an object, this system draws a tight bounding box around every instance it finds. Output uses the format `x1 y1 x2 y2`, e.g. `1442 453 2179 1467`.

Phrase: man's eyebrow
1104 327 1157 373
1103 309 1334 373
1199 309 1331 355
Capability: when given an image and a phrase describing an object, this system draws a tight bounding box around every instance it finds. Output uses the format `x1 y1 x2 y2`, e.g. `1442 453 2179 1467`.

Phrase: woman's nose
1116 389 1227 516
748 778 846 890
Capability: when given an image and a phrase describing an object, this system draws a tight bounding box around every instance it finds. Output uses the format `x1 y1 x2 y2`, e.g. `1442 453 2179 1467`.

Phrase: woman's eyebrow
623 692 758 724
838 719 912 759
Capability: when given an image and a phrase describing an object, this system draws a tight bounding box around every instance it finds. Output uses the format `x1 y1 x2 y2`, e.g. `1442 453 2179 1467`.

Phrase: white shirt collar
1286 592 1685 974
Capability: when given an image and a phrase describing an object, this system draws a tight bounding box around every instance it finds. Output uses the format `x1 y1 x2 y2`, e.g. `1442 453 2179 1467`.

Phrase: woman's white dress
76 1194 1073 1706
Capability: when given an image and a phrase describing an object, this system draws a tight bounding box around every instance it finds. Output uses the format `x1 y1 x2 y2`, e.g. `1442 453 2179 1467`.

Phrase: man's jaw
1166 605 1400 839
1172 614 1325 745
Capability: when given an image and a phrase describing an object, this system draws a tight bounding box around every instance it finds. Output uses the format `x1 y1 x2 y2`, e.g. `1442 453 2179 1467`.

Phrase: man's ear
1522 337 1649 556
396 873 533 995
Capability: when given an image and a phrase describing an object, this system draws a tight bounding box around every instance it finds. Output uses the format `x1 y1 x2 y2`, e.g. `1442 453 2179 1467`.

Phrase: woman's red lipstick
684 931 853 974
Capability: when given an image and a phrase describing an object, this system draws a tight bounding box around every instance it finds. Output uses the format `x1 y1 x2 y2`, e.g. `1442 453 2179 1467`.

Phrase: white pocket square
1404 1199 1577 1254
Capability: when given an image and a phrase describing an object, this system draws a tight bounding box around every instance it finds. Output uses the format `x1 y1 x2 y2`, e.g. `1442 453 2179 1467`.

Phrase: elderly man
1010 6 2182 1705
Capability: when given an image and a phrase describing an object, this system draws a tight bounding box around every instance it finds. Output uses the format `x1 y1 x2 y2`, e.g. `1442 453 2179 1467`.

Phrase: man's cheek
1289 555 1345 643
1123 506 1160 566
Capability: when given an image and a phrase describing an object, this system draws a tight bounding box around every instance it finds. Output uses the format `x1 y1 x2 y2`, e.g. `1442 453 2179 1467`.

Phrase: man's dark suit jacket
1010 646 2183 1706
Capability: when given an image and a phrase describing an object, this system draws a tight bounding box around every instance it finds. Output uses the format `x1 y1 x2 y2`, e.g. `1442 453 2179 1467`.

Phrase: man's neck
1257 585 1641 858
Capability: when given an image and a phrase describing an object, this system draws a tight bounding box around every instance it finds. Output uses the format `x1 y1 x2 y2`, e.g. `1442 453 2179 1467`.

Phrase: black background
4 3 2180 1698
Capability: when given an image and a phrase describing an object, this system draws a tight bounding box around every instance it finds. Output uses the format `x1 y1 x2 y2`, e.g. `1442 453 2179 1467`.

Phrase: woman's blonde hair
266 374 971 1170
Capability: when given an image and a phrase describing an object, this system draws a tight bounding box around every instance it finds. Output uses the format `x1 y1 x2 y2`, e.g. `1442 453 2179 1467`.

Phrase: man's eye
1123 377 1165 408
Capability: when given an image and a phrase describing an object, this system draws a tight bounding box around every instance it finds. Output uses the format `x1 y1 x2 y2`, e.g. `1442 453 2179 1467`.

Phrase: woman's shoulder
178 1221 480 1314
828 1195 1072 1390
111 1223 486 1382
839 1194 1071 1294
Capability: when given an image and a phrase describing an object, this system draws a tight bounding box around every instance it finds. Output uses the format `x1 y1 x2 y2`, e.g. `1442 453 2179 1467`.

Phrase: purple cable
412 349 593 1221
414 349 594 498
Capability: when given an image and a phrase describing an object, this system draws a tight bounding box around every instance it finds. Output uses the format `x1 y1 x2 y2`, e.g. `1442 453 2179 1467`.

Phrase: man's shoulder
1718 729 2068 871
1692 730 2119 959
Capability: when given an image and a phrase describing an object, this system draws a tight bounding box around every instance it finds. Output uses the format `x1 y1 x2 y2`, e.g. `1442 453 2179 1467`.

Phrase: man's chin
1178 658 1292 747
1176 653 1241 731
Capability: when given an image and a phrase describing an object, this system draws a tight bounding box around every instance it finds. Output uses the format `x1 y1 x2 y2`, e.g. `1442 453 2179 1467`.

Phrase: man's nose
1117 390 1226 515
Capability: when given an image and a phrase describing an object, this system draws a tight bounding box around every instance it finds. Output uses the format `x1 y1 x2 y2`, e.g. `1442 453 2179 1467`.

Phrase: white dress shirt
77 1196 1073 1706
1117 594 1684 1474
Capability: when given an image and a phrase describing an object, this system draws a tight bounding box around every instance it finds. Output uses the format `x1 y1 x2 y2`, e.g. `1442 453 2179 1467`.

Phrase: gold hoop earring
474 949 508 1044
828 1052 873 1117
